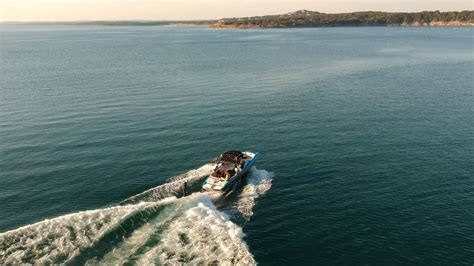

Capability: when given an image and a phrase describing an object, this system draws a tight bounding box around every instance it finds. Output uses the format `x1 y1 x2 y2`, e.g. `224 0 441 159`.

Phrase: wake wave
121 164 215 204
137 195 255 265
235 168 274 219
0 164 273 265
0 201 161 264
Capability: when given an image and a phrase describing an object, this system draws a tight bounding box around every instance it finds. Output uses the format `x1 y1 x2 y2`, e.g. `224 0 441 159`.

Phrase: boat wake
121 164 216 204
0 165 273 265
235 168 274 219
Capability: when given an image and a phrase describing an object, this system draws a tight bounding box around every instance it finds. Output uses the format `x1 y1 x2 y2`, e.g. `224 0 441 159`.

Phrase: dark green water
0 25 473 264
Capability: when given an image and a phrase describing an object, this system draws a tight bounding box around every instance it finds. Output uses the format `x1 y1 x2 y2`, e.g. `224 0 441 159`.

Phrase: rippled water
1 25 473 264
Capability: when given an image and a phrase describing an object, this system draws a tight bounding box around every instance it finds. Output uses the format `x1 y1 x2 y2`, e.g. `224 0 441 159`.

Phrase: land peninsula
209 10 474 28
4 10 473 28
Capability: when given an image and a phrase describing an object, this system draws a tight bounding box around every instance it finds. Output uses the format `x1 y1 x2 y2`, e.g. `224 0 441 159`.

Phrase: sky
1 0 472 22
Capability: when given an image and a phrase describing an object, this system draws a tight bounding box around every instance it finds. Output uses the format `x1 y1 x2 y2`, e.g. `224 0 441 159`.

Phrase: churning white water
0 165 273 265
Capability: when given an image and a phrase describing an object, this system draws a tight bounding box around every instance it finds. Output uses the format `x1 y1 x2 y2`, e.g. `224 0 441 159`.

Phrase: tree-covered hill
210 10 474 28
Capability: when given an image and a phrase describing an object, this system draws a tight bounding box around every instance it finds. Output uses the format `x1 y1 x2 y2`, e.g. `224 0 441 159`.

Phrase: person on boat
220 167 227 178
211 165 229 179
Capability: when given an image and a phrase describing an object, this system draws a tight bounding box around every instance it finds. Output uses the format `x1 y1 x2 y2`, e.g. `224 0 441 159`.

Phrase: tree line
212 10 474 28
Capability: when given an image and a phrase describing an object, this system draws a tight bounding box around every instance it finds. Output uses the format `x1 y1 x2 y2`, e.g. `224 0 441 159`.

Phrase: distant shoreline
2 10 473 28
0 21 214 27
209 21 474 29
211 10 474 29
3 22 473 28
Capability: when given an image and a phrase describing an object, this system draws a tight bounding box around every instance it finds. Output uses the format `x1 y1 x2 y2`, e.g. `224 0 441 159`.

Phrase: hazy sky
1 0 472 21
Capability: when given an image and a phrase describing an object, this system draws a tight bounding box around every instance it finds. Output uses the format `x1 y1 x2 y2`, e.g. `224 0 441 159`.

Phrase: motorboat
202 150 259 194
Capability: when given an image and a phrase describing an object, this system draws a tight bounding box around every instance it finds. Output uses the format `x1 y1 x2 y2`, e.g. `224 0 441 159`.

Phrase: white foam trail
235 167 274 219
0 200 167 264
84 194 255 265
1 165 269 265
167 164 216 182
137 194 256 265
121 163 215 204
0 194 256 265
86 194 209 264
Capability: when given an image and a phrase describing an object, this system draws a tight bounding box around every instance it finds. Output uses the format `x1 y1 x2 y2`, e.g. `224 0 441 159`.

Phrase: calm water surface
1 25 473 264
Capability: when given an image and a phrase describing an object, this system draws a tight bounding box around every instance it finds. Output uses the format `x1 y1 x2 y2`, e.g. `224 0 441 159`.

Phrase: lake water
0 25 473 264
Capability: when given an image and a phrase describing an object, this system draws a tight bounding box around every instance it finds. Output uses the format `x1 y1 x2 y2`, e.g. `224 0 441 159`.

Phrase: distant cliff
210 10 474 28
